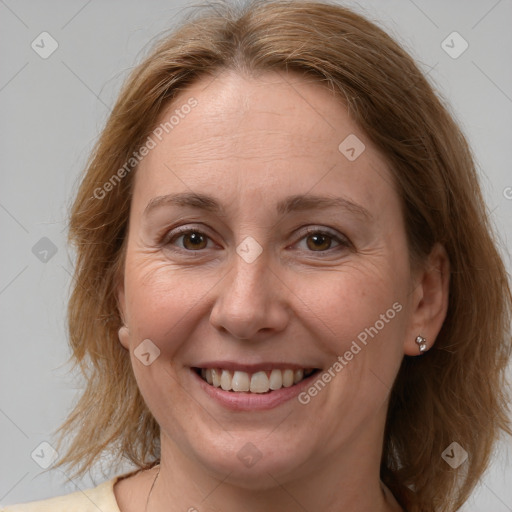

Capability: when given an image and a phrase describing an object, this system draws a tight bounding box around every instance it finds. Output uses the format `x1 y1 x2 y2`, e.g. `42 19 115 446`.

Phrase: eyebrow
143 192 372 220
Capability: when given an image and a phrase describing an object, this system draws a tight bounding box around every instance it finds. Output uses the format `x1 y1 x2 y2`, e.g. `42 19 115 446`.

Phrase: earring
415 335 427 354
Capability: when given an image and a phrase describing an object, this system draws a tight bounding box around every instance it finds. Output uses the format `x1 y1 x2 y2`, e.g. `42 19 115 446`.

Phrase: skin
115 70 450 512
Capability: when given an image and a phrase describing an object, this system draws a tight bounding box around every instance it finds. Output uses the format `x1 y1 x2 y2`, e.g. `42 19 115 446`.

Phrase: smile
195 367 319 393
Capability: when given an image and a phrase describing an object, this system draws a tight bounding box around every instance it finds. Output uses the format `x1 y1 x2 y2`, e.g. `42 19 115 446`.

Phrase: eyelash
162 225 350 255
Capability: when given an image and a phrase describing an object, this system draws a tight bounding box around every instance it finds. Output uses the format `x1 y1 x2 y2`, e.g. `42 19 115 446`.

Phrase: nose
209 250 290 341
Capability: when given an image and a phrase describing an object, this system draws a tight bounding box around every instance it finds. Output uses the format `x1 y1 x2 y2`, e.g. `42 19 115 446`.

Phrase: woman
3 0 511 511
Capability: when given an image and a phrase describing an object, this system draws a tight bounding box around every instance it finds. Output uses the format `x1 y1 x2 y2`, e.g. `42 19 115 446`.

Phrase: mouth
193 367 321 393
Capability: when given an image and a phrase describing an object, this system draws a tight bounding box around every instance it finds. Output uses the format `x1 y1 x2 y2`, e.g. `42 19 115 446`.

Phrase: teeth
282 369 294 387
269 369 282 390
199 367 315 393
220 370 232 391
250 371 269 393
211 368 221 388
232 371 250 392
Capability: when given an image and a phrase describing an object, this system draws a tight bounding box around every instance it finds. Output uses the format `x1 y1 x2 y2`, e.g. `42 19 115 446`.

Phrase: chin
190 436 312 489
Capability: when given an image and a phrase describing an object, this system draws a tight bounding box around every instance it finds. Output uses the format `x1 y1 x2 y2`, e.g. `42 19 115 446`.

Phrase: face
118 70 422 487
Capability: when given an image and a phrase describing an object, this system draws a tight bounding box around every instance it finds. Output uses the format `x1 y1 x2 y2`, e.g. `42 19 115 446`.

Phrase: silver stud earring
415 335 427 354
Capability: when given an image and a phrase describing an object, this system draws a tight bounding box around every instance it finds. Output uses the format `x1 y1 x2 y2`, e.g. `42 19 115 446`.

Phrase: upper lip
192 362 320 372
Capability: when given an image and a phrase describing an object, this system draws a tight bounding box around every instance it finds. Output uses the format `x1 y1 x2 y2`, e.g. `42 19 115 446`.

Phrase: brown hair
55 1 512 510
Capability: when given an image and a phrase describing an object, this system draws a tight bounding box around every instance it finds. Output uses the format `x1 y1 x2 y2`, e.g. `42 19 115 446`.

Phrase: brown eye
165 229 213 251
294 228 349 254
306 233 333 251
181 231 208 250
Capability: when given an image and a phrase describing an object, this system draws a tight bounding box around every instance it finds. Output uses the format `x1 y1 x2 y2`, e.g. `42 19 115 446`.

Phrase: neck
147 415 402 512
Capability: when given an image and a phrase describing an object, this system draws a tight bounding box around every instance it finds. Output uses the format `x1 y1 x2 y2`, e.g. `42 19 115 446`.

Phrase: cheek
124 255 409 353
295 262 407 354
294 264 409 420
121 257 210 424
122 251 220 357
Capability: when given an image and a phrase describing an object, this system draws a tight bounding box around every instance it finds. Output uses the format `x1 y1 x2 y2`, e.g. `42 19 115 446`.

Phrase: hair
55 1 512 510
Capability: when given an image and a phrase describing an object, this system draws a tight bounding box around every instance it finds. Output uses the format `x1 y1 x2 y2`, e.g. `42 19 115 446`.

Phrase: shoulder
1 476 122 512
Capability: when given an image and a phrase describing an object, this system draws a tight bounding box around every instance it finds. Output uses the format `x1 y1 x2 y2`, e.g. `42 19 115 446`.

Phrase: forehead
132 70 396 214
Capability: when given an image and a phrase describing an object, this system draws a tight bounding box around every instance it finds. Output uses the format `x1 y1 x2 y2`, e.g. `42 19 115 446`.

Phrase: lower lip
191 369 320 411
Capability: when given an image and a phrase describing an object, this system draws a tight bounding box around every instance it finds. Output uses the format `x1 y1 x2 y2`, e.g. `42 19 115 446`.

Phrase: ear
116 274 130 350
118 325 130 350
403 243 450 356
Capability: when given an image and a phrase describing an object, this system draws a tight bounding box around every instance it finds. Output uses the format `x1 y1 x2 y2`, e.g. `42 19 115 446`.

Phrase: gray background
1 0 511 510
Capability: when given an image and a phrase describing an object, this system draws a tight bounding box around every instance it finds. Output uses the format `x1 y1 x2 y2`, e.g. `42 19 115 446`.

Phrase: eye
295 228 349 253
162 226 349 254
164 228 214 251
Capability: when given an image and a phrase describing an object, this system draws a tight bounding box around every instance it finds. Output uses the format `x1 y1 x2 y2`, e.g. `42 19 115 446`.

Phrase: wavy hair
55 1 512 510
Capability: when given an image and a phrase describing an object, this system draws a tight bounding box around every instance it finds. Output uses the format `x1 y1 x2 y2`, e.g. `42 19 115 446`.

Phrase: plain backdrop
1 0 511 510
